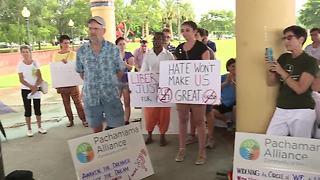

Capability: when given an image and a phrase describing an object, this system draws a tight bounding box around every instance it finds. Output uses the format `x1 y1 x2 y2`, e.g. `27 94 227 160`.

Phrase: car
0 42 9 48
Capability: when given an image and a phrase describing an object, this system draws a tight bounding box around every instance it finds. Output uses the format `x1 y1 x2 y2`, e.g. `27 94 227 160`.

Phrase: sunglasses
281 35 297 41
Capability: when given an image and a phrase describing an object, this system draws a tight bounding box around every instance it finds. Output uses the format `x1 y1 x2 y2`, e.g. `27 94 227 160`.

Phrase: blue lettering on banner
292 174 304 180
267 171 284 179
237 168 260 176
82 169 102 179
113 159 130 168
115 166 130 176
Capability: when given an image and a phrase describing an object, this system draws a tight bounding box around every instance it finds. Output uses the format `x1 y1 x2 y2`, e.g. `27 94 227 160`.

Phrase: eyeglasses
281 35 297 41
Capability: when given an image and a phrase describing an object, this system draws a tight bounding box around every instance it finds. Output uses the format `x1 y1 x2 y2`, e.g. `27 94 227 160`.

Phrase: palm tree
162 0 177 34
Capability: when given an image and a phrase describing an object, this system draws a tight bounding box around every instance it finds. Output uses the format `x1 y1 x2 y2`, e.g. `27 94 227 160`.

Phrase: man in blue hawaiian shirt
76 16 125 133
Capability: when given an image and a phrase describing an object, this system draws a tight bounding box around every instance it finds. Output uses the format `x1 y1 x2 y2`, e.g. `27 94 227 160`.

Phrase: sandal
82 121 89 127
175 149 185 162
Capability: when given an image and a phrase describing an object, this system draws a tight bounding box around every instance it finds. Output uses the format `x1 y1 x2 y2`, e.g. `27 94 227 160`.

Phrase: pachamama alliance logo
76 142 95 163
239 139 260 160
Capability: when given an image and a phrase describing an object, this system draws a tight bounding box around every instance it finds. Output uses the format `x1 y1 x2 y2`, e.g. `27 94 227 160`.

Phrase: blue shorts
84 99 124 128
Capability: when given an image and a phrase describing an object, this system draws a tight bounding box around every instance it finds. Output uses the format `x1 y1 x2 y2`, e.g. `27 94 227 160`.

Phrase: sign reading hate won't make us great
68 123 154 180
158 60 221 104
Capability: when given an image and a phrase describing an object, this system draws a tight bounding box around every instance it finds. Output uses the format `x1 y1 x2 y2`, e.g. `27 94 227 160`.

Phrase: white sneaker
27 130 33 137
38 128 47 134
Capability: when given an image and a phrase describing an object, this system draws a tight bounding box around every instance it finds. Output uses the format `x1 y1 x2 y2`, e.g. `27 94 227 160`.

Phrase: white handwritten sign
50 61 83 88
128 72 173 107
158 60 221 104
68 123 154 180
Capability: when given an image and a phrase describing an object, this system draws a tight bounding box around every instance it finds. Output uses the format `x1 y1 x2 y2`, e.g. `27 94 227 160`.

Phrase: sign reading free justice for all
158 60 221 105
233 132 320 180
68 123 154 180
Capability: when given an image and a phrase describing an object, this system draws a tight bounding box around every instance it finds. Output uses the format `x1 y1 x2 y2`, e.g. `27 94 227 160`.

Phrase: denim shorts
84 99 124 128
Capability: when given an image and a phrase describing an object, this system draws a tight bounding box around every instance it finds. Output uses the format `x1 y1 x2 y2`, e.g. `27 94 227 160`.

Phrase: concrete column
236 0 295 133
90 0 116 43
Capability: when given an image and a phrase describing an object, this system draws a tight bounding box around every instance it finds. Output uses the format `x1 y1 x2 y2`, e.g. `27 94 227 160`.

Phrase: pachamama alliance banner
68 123 154 180
234 132 320 180
158 60 221 105
50 61 83 88
128 71 173 107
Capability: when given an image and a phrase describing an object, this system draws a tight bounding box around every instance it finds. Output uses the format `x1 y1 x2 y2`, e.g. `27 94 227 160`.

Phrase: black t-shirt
277 52 319 109
174 40 208 60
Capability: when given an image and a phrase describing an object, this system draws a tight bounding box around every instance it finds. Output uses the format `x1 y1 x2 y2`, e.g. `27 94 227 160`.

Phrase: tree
162 0 177 35
0 0 90 46
161 0 195 36
178 1 195 22
199 10 235 39
115 0 163 39
298 0 320 29
115 0 138 38
131 0 162 38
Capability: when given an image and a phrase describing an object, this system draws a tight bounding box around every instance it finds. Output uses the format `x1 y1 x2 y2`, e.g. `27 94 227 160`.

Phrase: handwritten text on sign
128 72 171 107
158 60 221 104
68 123 154 180
128 72 170 107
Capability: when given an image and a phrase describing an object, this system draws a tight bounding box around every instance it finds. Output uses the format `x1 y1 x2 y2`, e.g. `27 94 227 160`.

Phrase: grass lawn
0 39 236 88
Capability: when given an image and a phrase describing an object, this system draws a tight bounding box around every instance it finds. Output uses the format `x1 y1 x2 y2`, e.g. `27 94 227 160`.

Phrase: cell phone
265 48 273 63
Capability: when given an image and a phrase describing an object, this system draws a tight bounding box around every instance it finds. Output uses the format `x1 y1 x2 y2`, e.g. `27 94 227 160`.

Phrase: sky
192 0 308 21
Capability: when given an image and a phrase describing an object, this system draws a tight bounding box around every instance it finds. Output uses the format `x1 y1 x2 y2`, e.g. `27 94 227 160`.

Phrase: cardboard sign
233 132 320 180
128 72 173 107
158 60 221 104
68 123 154 180
50 61 83 88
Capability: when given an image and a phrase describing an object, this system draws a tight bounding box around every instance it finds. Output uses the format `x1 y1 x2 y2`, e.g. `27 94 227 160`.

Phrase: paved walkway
1 123 234 180
0 88 234 180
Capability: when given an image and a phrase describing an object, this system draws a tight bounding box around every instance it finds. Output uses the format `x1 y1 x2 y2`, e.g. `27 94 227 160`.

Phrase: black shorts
21 89 41 117
213 104 234 114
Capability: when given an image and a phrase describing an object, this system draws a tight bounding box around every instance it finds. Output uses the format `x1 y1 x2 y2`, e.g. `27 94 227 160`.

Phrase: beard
89 35 103 45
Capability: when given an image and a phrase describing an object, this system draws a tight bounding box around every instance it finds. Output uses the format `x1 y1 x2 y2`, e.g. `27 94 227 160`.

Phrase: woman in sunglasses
266 25 319 138
174 21 210 165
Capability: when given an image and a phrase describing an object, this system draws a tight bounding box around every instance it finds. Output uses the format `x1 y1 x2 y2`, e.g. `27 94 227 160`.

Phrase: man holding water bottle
266 25 319 138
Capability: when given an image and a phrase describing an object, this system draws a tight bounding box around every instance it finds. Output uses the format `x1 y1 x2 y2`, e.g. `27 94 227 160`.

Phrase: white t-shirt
140 48 175 73
305 44 320 62
17 60 40 90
